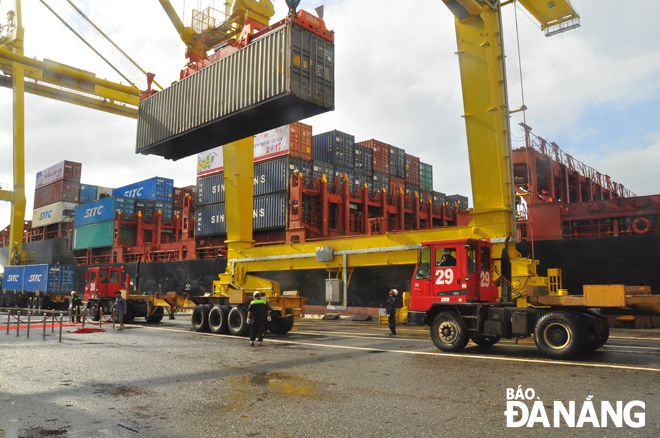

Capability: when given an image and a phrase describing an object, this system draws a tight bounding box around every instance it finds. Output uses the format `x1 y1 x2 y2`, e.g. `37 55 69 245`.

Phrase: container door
97 268 110 298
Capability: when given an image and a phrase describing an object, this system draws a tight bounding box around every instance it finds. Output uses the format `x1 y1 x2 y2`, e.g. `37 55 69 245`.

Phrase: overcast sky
1 0 659 233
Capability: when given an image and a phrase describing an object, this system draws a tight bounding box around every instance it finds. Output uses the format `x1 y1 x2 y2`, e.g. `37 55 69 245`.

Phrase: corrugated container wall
195 192 288 237
354 174 373 193
254 158 288 196
433 192 446 214
312 161 334 181
23 264 75 293
405 154 420 186
420 191 433 211
114 177 174 201
34 181 80 209
406 184 421 199
173 186 195 208
389 146 406 179
72 221 115 250
353 144 373 176
135 199 156 218
390 177 406 197
446 194 469 211
197 173 225 206
80 184 98 204
2 265 25 290
288 157 313 181
357 139 390 175
35 161 82 190
372 172 389 196
289 122 313 161
154 201 173 219
32 202 77 227
136 24 335 160
420 162 433 192
312 130 355 168
334 166 355 189
74 196 135 227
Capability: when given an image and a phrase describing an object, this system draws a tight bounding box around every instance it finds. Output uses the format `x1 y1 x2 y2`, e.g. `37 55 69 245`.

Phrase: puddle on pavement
91 383 147 397
17 428 67 437
223 372 328 412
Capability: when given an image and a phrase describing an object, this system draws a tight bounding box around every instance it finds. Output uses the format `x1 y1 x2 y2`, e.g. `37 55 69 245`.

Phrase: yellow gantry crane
212 0 581 307
0 0 148 265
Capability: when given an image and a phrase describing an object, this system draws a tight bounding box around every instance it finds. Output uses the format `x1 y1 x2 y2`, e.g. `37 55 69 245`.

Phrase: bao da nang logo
505 386 645 428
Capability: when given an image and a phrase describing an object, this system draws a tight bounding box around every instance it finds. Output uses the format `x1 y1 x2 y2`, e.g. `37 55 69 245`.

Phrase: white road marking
143 326 660 373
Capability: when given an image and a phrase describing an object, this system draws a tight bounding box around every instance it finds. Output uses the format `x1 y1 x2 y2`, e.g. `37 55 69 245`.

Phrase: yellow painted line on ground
609 336 660 342
141 325 660 373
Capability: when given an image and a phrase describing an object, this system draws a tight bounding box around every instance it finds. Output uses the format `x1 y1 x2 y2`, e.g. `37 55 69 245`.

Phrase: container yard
2 0 660 435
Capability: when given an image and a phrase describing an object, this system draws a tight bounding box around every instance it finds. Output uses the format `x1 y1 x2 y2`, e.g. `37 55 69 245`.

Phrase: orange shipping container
289 122 313 161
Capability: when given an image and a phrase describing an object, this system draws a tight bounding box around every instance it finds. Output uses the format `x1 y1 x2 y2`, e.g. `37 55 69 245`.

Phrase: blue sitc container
2 266 25 291
79 184 98 204
74 196 136 227
22 264 75 293
114 177 174 201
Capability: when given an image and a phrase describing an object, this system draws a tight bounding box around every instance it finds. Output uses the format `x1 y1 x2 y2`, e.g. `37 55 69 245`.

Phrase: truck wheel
228 306 250 336
5 294 15 307
124 306 136 323
146 306 164 323
89 301 101 321
534 311 587 359
191 304 210 332
430 311 469 352
209 306 229 334
471 335 500 347
267 314 294 335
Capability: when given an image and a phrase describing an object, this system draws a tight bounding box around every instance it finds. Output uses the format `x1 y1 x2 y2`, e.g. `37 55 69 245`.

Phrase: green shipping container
72 222 136 250
420 162 433 193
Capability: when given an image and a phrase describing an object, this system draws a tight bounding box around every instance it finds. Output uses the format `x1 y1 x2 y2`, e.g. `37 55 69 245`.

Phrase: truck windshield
415 246 431 279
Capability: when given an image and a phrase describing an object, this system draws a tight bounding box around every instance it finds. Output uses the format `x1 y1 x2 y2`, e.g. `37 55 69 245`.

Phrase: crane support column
448 1 515 239
1 0 27 265
223 137 255 258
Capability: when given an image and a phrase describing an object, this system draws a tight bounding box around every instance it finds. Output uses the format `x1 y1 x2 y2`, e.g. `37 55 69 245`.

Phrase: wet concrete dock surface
1 316 659 437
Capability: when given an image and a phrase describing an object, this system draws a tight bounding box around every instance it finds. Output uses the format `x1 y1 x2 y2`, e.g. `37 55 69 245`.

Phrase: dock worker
438 248 456 267
386 289 397 336
70 291 82 323
115 291 127 330
247 292 272 346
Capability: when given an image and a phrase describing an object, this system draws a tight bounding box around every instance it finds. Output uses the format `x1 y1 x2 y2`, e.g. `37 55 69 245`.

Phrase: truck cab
410 238 498 312
84 267 125 301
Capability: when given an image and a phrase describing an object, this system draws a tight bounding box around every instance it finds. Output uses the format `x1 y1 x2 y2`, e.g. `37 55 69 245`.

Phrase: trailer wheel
89 301 101 321
5 294 15 307
228 306 250 336
124 306 136 323
430 311 469 352
191 304 210 332
534 311 587 359
146 306 164 323
208 306 229 334
471 335 501 347
585 322 610 352
267 314 294 335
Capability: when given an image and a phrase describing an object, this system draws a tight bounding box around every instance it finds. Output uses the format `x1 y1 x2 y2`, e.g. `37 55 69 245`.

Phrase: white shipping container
32 201 78 227
96 186 114 198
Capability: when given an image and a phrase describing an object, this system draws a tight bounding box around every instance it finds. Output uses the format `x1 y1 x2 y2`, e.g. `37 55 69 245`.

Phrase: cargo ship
1 123 657 311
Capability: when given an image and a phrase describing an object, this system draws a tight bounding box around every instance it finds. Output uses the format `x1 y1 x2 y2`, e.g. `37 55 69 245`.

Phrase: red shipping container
183 185 196 208
289 122 313 161
173 187 184 208
405 154 420 186
357 139 390 174
34 180 80 209
390 177 406 197
35 160 82 189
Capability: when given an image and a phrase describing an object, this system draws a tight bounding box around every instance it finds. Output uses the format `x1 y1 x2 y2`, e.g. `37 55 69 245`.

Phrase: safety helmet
253 291 261 298
391 289 398 296
71 291 77 296
443 248 452 255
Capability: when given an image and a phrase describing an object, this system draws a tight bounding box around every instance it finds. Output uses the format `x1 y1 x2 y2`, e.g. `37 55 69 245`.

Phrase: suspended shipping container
354 144 373 176
357 139 390 175
114 177 174 201
420 162 433 192
389 145 406 179
35 160 82 190
34 180 81 209
137 21 335 160
74 196 135 227
32 201 77 228
79 184 98 204
312 130 355 168
405 154 420 186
